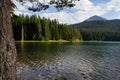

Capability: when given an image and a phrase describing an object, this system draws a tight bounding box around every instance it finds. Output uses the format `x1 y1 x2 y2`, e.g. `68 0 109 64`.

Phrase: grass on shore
16 39 82 43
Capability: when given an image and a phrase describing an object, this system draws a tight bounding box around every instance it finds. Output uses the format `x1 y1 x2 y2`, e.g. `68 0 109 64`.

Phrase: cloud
39 0 108 24
98 0 120 19
40 0 104 24
13 0 120 24
99 0 120 11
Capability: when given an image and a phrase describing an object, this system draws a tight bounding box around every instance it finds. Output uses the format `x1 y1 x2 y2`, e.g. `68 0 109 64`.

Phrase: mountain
70 18 120 31
84 15 107 22
70 17 120 41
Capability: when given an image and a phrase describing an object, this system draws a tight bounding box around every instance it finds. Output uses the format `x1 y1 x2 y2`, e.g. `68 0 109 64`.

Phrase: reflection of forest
16 42 105 69
16 42 120 80
17 42 69 66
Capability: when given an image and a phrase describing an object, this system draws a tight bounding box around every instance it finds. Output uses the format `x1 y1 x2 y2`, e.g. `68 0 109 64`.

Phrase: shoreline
15 40 120 43
16 39 82 43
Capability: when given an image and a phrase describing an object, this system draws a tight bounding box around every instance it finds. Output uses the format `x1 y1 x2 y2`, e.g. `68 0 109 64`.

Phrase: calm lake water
16 42 120 80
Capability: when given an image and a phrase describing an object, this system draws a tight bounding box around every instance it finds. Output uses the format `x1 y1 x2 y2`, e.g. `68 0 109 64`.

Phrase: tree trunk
0 0 17 80
21 24 24 41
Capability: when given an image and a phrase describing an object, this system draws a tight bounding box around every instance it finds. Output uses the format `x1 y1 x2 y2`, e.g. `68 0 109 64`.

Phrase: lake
16 42 120 80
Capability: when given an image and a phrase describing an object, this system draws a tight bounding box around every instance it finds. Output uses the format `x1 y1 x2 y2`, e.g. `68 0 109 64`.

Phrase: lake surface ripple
16 42 120 80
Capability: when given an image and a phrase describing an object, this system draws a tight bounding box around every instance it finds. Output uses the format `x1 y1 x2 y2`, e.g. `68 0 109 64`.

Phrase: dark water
16 42 120 80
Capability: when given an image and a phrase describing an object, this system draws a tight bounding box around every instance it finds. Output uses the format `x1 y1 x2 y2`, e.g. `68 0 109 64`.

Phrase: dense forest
12 15 120 41
12 15 82 41
71 20 120 41
79 29 120 41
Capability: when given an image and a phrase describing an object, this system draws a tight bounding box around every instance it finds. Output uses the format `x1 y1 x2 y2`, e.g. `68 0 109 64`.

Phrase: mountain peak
84 15 107 22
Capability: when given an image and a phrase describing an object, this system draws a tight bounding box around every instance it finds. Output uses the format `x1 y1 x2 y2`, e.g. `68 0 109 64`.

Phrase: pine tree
42 18 51 41
35 16 42 40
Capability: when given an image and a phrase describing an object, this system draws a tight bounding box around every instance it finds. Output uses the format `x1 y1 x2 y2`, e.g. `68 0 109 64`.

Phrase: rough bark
0 0 17 80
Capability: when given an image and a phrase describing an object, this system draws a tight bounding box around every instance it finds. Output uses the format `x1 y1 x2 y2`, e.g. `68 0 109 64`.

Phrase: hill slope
71 19 120 31
70 16 120 41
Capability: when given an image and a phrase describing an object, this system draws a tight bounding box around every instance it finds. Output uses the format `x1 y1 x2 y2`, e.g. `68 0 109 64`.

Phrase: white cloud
74 0 94 11
39 0 105 24
38 0 108 24
99 0 120 11
13 0 120 24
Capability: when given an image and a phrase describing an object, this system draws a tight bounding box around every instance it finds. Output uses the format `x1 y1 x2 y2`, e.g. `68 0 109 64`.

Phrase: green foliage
26 0 79 12
12 15 81 41
10 0 16 14
70 20 120 41
41 17 51 41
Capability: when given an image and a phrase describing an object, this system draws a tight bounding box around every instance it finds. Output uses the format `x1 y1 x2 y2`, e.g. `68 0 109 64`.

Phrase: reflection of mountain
70 16 120 41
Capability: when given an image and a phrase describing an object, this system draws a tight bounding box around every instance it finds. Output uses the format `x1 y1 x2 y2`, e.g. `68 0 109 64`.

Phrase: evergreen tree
35 16 42 40
41 17 51 41
12 15 82 41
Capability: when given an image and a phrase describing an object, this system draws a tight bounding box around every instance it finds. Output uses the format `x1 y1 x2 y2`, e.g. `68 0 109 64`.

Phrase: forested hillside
71 20 120 41
71 20 120 31
12 15 82 41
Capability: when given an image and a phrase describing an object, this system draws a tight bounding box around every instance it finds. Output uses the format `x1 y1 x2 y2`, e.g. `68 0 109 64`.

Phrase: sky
13 0 120 24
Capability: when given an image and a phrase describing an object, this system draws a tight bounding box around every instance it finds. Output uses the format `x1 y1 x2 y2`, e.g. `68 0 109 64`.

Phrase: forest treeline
80 29 120 41
12 15 120 41
12 15 82 41
71 20 120 41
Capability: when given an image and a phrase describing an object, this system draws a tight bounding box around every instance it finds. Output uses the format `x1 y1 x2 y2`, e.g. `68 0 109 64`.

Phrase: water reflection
16 42 120 80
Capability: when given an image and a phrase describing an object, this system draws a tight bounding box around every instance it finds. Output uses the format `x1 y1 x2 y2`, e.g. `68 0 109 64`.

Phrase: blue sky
13 0 120 24
90 0 110 5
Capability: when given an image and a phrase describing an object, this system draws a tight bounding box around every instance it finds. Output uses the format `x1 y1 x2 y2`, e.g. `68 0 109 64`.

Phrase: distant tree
35 16 43 40
41 17 51 41
12 15 21 40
